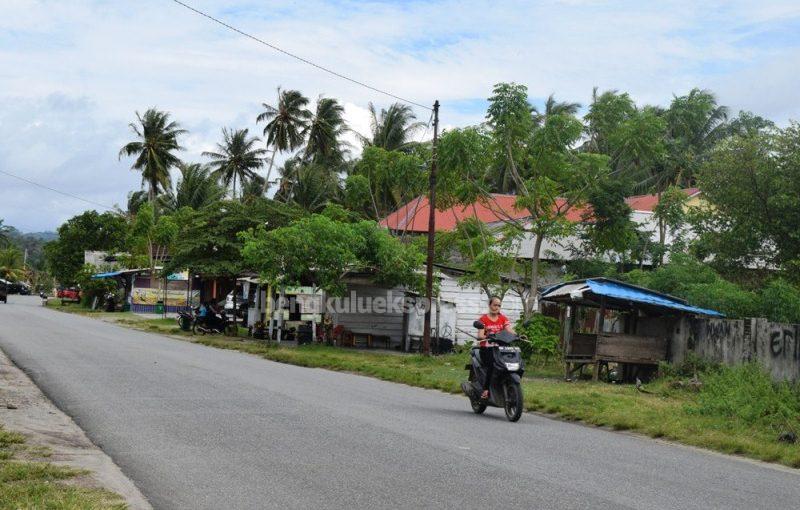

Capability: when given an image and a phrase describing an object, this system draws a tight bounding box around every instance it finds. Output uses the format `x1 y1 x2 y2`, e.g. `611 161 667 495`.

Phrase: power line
0 169 119 212
170 0 432 111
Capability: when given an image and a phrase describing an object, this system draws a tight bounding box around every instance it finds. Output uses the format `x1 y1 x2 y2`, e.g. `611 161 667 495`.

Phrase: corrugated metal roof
541 277 724 317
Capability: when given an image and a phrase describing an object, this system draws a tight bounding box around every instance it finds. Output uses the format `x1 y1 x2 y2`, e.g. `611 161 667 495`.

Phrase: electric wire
170 0 432 111
0 169 119 212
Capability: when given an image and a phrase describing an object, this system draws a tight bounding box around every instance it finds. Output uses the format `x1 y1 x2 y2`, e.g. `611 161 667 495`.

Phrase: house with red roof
380 189 702 264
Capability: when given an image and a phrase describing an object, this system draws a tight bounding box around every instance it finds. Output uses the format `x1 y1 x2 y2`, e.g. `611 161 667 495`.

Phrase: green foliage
203 128 267 200
76 265 117 307
165 198 301 277
349 147 426 219
515 314 561 362
0 248 25 281
44 210 129 286
241 215 423 295
689 364 800 432
696 125 800 274
760 279 800 324
119 108 186 202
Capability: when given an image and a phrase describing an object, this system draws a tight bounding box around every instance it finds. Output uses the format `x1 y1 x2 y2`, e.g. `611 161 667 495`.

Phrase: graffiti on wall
770 327 799 361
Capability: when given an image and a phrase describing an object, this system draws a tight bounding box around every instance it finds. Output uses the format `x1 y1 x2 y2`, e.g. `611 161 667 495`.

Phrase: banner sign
131 288 199 307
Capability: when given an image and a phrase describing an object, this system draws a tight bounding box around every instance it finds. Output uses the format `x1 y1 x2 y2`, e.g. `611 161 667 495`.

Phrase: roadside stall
541 278 723 382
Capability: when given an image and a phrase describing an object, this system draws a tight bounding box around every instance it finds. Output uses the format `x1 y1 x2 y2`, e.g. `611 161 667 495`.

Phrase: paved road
1 295 798 509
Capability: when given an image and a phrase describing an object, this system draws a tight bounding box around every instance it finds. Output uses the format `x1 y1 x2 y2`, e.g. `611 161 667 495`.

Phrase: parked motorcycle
177 308 194 332
187 306 238 336
460 320 525 422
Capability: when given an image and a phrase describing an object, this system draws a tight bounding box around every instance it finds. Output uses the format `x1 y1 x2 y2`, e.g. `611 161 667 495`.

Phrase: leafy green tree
257 88 312 193
164 199 301 278
348 147 426 220
359 103 424 152
119 109 186 203
723 111 775 138
44 211 129 285
241 215 423 296
485 82 534 193
532 94 581 126
695 125 800 275
160 163 225 212
438 82 626 316
203 128 266 200
305 96 349 165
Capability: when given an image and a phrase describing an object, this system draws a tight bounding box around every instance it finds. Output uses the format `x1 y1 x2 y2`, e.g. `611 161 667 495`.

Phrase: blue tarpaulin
90 271 123 279
542 278 724 317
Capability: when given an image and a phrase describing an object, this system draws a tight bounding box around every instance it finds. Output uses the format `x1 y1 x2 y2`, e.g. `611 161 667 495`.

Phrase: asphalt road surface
1 295 798 509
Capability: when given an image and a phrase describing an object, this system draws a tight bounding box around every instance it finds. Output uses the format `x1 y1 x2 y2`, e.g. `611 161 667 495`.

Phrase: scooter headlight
505 362 520 371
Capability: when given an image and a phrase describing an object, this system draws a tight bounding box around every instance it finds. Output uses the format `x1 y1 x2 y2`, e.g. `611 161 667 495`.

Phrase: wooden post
593 298 607 382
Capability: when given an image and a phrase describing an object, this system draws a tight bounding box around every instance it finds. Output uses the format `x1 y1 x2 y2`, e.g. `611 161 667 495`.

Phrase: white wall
437 274 525 344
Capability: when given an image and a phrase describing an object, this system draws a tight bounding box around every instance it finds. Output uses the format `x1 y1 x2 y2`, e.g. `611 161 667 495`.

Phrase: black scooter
188 307 237 336
461 320 525 422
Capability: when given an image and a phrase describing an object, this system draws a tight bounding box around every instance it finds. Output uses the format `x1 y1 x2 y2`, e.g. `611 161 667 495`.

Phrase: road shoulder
0 347 152 510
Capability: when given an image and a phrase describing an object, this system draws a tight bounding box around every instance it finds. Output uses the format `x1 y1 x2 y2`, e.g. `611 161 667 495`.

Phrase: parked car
0 279 8 303
8 282 30 295
57 287 81 304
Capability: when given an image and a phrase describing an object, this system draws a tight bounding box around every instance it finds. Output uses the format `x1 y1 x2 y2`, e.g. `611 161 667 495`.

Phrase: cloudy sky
2 0 800 232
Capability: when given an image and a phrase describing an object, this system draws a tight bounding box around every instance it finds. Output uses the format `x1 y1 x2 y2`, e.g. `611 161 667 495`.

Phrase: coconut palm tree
304 96 350 165
203 128 267 200
360 102 424 152
532 94 581 127
160 163 224 212
119 109 186 203
256 88 312 193
0 248 25 281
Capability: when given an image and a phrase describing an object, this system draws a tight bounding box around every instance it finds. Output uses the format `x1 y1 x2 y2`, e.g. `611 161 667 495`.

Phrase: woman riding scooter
477 296 515 400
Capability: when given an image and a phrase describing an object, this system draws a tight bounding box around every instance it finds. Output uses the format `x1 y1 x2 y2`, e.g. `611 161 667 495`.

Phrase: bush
760 278 800 324
689 363 800 431
76 265 117 308
515 314 561 362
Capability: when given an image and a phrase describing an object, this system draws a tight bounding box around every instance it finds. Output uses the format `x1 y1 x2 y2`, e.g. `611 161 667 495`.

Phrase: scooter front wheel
504 381 523 422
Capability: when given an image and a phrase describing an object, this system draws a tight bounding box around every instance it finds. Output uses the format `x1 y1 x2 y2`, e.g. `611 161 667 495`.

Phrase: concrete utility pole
422 100 440 355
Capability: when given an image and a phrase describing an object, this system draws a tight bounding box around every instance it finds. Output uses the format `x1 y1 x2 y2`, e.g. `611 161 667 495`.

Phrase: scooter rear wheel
471 399 487 414
504 382 523 422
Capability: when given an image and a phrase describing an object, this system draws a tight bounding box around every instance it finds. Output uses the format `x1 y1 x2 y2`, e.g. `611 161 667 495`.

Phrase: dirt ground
0 348 152 510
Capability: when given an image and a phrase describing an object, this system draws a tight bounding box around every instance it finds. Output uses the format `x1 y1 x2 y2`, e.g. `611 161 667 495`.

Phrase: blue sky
2 0 800 231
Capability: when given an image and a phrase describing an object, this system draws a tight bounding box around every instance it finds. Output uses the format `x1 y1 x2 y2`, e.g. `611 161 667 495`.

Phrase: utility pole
422 100 440 355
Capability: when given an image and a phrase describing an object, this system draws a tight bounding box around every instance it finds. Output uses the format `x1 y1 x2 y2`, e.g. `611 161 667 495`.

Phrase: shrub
515 314 561 362
689 363 800 431
760 278 800 324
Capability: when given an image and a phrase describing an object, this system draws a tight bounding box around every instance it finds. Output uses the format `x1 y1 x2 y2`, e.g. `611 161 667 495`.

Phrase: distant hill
24 231 58 242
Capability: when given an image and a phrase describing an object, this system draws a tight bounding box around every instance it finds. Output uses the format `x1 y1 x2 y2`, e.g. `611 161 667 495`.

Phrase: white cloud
1 0 799 230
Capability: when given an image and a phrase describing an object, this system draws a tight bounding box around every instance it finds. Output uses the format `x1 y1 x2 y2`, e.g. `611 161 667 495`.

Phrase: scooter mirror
473 320 485 330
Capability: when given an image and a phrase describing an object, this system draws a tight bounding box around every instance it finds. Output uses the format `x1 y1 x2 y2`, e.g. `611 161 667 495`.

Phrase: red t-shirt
479 313 510 336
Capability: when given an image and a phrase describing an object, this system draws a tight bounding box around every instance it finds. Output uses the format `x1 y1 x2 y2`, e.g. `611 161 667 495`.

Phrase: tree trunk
262 150 277 194
233 173 237 201
526 234 544 318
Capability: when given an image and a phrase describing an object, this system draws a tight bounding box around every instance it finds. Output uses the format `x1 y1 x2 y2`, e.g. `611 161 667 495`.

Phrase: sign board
131 288 199 307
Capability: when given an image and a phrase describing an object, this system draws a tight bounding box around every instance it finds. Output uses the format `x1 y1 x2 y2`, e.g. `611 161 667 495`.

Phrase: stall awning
542 278 724 317
91 271 123 279
90 268 148 280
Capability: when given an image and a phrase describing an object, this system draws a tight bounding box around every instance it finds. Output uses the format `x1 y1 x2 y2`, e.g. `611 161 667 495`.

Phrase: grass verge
47 301 800 468
0 425 126 509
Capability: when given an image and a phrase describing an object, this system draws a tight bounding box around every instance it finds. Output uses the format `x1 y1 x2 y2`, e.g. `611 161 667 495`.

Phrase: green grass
47 301 800 468
0 425 126 509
